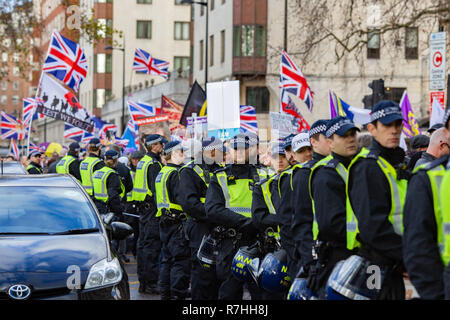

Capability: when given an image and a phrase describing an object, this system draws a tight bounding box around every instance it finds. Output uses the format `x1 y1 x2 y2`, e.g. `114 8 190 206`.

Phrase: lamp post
181 0 208 85
105 42 126 135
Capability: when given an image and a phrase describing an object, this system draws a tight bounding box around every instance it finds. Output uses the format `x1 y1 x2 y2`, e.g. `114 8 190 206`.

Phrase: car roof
0 174 80 188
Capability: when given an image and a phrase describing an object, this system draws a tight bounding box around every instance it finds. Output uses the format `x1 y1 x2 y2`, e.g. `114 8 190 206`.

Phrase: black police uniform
205 164 263 300
178 160 222 300
88 152 105 175
251 170 287 300
158 163 191 300
308 152 356 296
347 139 407 300
94 168 124 217
290 152 327 273
27 162 43 174
403 155 449 300
59 151 82 180
136 150 164 294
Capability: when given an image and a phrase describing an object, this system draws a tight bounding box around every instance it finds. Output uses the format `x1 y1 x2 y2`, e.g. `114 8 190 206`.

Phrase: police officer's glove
238 219 257 234
305 261 320 293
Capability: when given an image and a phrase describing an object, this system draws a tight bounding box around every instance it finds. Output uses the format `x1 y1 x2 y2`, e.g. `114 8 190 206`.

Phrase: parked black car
0 174 132 300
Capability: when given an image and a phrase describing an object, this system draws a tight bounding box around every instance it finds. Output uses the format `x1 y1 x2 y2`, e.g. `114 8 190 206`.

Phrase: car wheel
111 271 130 300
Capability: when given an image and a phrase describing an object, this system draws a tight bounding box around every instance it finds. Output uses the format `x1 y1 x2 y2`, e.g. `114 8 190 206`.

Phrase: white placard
206 80 240 139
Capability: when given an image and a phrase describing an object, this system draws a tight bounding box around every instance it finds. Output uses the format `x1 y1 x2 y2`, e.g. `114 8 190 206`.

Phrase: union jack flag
23 98 44 128
239 105 258 134
133 48 169 79
64 123 84 142
9 138 19 160
29 142 41 153
42 31 88 92
127 101 156 122
281 90 310 133
280 50 314 112
92 117 118 138
1 111 27 140
81 131 95 144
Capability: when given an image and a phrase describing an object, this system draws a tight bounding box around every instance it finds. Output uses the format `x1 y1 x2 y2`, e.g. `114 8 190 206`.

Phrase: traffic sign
429 32 446 90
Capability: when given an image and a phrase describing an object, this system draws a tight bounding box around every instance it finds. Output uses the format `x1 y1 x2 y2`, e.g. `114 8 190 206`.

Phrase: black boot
138 282 147 294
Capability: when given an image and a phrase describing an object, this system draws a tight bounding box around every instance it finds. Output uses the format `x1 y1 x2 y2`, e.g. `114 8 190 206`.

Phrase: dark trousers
216 238 263 300
137 215 161 287
190 247 220 300
158 220 191 299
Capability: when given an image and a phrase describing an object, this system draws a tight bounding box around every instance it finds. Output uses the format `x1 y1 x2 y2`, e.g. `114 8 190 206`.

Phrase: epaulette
366 149 380 160
325 158 340 169
213 164 231 174
415 155 450 173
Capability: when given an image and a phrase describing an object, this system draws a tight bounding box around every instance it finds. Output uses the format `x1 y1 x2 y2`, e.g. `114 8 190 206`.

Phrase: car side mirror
111 222 134 241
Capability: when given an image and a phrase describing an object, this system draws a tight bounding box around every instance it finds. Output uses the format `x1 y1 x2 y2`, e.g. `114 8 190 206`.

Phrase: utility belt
160 208 188 225
134 200 154 214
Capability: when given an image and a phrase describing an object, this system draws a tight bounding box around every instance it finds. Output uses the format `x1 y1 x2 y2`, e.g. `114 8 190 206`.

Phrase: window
233 25 266 57
137 21 152 39
175 0 183 4
201 5 204 16
13 67 19 76
405 27 418 60
97 19 113 38
12 95 19 105
1 81 6 90
2 53 7 62
174 22 190 40
199 40 204 70
1 95 6 105
13 53 19 63
209 35 214 66
367 29 380 59
137 0 151 3
221 30 225 63
246 87 270 113
210 0 215 10
94 54 112 73
13 81 18 91
94 89 111 108
174 56 189 72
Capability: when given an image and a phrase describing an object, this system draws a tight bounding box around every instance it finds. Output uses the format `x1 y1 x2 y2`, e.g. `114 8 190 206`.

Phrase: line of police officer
32 98 450 300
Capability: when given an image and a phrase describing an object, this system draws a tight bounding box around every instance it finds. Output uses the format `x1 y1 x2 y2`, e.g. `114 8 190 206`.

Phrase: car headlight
84 258 123 290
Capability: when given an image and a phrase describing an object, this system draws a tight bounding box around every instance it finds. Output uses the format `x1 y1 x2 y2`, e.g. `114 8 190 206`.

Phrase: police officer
403 113 450 300
27 150 43 174
347 100 408 300
92 150 124 217
80 138 105 197
283 134 297 167
291 132 313 164
155 141 190 300
306 117 359 298
125 150 145 258
289 120 331 278
55 142 81 181
133 134 167 294
251 142 290 299
205 133 270 300
178 137 225 300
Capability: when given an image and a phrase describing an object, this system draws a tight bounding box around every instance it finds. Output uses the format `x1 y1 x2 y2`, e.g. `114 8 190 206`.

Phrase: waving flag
281 90 310 132
127 101 156 122
29 142 41 153
92 117 118 138
23 98 44 128
161 95 184 131
331 91 371 125
239 105 258 134
133 48 169 79
1 111 26 140
430 96 446 129
280 50 314 112
64 123 84 142
9 138 19 160
329 90 338 119
400 91 422 138
81 131 94 144
42 31 88 92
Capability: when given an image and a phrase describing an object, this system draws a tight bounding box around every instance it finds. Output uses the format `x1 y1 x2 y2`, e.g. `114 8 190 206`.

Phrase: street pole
284 0 288 51
122 39 126 136
205 0 208 85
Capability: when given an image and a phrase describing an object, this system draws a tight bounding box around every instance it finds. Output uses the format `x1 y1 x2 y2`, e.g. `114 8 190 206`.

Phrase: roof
0 174 80 188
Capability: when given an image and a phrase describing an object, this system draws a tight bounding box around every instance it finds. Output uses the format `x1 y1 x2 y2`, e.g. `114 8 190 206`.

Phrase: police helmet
326 255 386 300
259 249 291 293
326 260 351 300
287 277 319 300
231 244 261 283
197 234 219 270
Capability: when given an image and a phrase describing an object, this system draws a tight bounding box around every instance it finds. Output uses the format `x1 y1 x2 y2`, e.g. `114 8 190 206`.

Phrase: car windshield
0 187 99 234
2 163 26 174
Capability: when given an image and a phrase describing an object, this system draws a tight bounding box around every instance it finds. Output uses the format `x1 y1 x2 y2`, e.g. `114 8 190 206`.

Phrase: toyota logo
8 284 31 300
